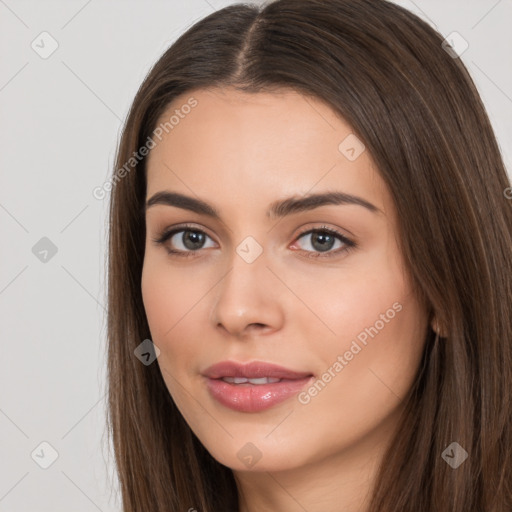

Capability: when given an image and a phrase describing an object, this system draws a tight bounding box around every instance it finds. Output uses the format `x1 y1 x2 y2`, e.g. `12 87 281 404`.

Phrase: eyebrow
144 190 383 219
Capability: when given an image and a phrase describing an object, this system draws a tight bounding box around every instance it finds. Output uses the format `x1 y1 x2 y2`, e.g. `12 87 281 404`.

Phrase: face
141 87 429 473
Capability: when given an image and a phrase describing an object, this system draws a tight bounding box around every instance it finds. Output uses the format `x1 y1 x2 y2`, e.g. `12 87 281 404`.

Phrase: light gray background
1 0 511 510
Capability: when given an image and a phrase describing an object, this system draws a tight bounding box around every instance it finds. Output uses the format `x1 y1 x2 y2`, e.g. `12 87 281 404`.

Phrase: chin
199 435 310 473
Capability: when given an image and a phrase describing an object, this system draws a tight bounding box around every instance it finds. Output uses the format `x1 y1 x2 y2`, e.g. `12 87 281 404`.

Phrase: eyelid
291 224 356 255
150 223 217 260
294 223 352 241
152 222 218 246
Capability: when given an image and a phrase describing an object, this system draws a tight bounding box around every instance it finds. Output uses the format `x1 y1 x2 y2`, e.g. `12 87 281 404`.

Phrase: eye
292 225 356 258
151 224 216 257
151 223 357 259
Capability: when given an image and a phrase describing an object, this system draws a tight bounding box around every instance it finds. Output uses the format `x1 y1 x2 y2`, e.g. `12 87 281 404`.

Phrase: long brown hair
104 0 512 510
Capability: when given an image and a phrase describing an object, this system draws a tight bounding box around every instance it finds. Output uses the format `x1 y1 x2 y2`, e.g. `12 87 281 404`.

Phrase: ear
430 316 446 338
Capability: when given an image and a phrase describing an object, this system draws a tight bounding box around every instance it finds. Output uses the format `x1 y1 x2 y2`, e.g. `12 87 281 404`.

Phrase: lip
202 360 313 380
202 360 314 413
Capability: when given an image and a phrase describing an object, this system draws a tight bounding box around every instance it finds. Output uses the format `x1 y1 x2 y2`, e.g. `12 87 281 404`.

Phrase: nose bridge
211 236 284 335
229 238 267 291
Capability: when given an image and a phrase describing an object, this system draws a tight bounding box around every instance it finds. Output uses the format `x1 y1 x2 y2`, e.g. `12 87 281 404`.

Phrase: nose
210 248 285 339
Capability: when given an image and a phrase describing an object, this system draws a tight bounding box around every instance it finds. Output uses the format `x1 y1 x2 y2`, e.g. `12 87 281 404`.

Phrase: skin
141 87 432 512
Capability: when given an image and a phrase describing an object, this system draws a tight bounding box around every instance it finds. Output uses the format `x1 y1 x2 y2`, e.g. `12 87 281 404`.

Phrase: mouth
220 376 283 384
202 360 313 380
202 360 314 413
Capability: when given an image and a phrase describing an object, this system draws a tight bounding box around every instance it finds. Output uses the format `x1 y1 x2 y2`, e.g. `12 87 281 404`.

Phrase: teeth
222 377 282 384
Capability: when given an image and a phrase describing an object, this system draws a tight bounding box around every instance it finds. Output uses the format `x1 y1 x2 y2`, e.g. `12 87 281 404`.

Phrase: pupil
183 231 204 250
312 232 334 252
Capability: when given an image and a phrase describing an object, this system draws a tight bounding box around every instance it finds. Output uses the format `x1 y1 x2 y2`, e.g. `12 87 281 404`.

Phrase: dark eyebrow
144 190 383 219
267 191 382 218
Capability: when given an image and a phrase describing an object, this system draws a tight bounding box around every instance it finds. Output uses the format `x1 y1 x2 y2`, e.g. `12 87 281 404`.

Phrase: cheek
305 268 425 413
141 260 204 415
141 254 203 339
290 273 425 459
141 256 213 378
290 257 407 353
300 250 425 389
141 263 175 339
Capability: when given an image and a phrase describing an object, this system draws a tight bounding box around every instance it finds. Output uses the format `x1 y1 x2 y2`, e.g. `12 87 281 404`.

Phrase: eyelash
151 223 357 260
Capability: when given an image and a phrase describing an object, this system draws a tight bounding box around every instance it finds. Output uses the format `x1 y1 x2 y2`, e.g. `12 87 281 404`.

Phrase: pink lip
202 360 314 413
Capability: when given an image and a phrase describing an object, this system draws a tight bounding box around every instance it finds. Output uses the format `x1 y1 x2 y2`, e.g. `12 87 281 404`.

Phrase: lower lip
205 376 313 412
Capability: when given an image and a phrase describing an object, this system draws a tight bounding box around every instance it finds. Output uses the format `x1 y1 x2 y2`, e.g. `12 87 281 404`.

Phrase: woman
105 0 512 510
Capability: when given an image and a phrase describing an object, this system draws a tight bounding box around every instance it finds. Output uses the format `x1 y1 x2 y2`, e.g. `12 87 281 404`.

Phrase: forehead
149 87 352 159
145 87 391 219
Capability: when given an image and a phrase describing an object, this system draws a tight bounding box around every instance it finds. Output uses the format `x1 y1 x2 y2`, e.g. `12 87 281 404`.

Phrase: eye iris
183 230 205 250
311 232 335 252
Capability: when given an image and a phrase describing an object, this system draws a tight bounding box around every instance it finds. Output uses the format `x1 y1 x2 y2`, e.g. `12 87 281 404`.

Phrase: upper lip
202 360 313 380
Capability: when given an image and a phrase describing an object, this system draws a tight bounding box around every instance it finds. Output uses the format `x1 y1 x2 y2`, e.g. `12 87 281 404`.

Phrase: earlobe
430 317 446 338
